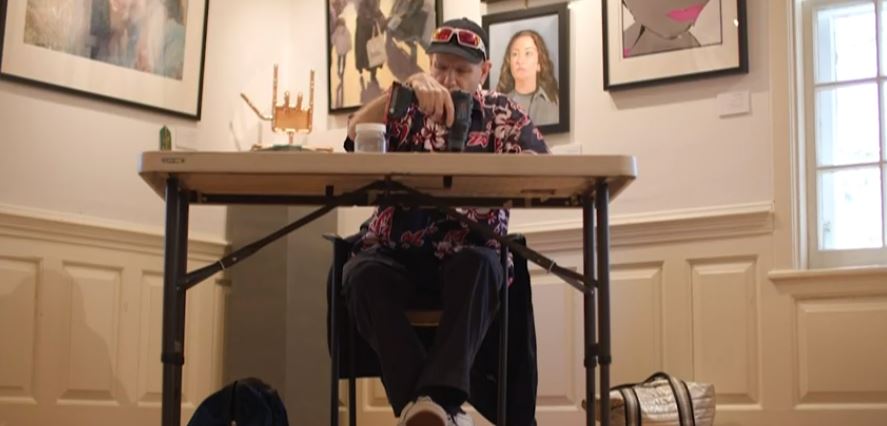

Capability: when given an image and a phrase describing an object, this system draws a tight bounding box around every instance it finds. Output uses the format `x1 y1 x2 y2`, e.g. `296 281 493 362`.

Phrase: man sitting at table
343 17 549 426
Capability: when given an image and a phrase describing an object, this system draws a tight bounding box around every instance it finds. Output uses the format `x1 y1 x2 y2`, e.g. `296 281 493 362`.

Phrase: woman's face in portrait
508 35 540 86
623 0 711 38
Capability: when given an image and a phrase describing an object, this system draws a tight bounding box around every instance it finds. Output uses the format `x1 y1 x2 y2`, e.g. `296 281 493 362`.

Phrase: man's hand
405 73 455 127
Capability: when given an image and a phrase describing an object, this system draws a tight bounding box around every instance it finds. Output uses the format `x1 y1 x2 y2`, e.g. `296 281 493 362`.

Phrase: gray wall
223 205 336 425
285 207 337 425
223 206 289 391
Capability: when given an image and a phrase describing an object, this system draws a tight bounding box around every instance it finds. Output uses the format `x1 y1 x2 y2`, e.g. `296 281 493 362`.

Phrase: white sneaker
397 396 447 426
446 408 475 426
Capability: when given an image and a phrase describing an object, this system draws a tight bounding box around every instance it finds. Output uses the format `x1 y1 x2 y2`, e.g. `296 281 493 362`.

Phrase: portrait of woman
495 30 559 126
483 3 569 133
621 0 718 58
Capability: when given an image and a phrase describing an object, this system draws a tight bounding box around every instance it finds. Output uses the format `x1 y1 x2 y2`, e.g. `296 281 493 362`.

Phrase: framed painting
603 0 748 90
327 0 442 113
482 3 570 134
0 0 209 119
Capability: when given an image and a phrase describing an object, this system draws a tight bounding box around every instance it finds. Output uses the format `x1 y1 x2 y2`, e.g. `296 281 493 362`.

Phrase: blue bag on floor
188 377 288 426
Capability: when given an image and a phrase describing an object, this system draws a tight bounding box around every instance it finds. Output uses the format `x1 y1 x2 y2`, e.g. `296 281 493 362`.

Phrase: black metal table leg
582 192 597 426
497 244 509 426
596 182 611 426
162 178 190 426
330 241 341 426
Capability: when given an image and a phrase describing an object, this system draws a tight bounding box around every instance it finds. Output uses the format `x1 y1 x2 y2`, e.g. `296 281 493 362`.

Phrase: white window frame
798 0 887 268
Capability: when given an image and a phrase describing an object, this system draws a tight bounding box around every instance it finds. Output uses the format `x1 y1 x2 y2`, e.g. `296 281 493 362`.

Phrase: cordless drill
387 82 474 152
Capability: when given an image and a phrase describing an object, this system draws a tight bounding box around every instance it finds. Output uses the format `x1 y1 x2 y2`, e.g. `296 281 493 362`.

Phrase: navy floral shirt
355 89 549 265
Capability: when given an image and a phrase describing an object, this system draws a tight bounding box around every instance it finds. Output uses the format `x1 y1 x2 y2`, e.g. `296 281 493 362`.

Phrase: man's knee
455 246 501 268
445 247 504 285
343 256 409 305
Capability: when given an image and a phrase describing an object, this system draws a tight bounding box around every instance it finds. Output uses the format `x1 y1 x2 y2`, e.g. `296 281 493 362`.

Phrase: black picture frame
327 0 443 114
603 0 748 90
482 3 570 135
0 0 210 119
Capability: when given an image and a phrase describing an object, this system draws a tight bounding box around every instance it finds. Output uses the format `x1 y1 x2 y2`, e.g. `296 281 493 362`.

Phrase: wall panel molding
609 263 665 384
57 263 122 404
515 202 774 252
0 203 227 259
533 272 581 407
689 257 760 405
770 267 887 295
0 256 39 404
774 268 887 412
794 297 887 407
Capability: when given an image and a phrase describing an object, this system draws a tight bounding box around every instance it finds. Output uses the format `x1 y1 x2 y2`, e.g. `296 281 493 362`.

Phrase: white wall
0 0 315 241
1 0 774 237
570 0 771 208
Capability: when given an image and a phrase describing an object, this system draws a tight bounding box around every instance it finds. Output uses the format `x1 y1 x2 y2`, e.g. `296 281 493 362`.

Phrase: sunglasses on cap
431 27 487 59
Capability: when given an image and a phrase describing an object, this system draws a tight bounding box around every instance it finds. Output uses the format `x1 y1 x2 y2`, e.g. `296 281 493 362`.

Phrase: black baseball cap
426 18 488 64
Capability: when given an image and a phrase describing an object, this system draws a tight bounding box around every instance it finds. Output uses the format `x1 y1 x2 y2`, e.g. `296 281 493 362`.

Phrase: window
800 0 887 267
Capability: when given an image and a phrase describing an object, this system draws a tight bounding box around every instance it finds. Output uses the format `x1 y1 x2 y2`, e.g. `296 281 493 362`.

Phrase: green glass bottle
159 126 172 151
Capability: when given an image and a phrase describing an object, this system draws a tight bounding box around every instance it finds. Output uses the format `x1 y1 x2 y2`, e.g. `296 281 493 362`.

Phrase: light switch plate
717 91 750 117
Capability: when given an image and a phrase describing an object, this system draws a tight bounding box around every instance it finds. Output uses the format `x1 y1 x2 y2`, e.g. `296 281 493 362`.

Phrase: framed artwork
603 0 748 90
483 3 570 134
327 0 442 113
0 0 209 119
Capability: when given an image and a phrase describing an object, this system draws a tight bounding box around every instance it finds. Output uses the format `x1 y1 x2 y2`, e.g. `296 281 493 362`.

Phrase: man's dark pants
343 246 503 415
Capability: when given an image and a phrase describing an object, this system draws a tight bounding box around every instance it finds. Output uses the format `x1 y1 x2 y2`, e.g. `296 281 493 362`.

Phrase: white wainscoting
766 267 887 426
0 205 228 426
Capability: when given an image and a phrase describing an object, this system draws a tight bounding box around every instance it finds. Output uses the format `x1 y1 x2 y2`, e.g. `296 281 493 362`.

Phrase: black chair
325 234 538 426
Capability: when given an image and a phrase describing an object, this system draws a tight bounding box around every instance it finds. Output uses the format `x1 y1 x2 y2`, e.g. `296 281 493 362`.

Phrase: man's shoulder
479 89 527 115
479 89 512 105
